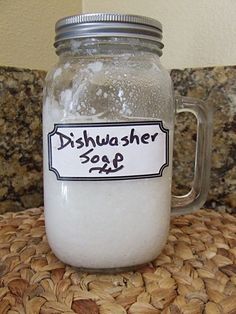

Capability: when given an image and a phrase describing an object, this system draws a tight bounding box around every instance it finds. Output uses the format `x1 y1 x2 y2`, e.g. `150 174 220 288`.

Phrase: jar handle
171 96 213 215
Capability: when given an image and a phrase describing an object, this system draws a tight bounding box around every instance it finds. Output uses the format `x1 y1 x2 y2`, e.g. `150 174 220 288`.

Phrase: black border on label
47 121 169 181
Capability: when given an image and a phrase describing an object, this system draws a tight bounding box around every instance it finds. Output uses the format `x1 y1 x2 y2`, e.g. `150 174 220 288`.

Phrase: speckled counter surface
171 67 236 212
0 66 235 213
0 67 45 213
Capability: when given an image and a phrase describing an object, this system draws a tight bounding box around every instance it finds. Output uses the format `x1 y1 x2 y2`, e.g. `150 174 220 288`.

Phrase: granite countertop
0 65 235 214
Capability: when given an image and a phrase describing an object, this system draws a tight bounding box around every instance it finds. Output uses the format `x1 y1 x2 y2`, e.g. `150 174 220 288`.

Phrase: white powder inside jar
87 61 103 73
53 68 62 79
44 114 172 269
96 88 103 96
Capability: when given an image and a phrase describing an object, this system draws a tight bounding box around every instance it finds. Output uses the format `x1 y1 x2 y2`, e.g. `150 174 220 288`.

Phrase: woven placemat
0 208 236 314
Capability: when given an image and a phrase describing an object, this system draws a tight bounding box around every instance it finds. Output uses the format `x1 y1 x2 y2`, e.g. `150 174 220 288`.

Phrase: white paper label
48 122 169 181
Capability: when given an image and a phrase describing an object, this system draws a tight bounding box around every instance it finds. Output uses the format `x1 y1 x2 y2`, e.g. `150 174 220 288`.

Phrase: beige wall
1 0 235 70
0 0 82 70
83 0 236 69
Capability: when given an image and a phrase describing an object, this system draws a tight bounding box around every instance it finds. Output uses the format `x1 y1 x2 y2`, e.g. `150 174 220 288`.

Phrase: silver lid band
55 13 163 51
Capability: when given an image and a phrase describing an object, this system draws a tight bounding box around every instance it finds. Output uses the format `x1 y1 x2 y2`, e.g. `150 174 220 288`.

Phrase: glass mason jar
43 14 212 271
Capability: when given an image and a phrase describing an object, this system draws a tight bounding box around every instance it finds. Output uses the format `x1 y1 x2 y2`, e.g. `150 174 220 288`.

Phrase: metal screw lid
55 13 163 50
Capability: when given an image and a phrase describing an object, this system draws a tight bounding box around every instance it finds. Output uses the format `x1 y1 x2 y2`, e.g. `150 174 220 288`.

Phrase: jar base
74 262 149 274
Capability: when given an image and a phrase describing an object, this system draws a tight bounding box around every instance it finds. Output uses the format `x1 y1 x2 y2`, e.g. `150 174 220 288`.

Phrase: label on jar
47 121 169 181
